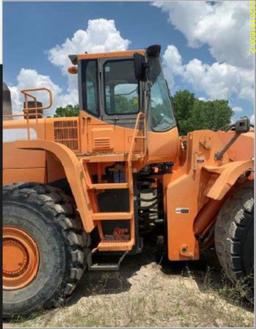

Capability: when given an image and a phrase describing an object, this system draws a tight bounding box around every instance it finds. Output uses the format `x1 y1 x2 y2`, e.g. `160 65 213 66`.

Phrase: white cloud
48 19 130 74
9 19 130 115
162 45 184 90
232 106 243 113
250 114 255 124
154 0 254 120
231 106 244 122
162 45 254 102
162 45 183 76
153 0 252 69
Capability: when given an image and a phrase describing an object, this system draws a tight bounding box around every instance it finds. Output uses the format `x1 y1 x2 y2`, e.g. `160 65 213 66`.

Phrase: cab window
149 58 176 132
81 60 99 116
104 60 139 115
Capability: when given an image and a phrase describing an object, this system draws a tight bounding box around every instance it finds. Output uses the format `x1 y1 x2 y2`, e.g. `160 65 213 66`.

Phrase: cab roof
69 49 145 65
69 45 161 65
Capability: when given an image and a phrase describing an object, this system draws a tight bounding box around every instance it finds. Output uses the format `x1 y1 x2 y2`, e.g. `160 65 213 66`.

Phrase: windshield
148 58 176 132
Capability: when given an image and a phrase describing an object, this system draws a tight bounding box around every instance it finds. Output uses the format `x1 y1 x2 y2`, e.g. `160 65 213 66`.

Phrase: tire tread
3 182 90 316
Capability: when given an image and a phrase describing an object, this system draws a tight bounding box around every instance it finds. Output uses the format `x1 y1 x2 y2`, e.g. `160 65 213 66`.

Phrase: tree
171 90 196 135
54 105 80 117
114 95 138 114
171 90 233 135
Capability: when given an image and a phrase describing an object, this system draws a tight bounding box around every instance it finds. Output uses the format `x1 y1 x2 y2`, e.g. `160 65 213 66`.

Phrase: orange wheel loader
3 45 254 318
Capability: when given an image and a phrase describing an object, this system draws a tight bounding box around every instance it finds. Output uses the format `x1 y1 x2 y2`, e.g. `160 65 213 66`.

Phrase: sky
3 1 254 122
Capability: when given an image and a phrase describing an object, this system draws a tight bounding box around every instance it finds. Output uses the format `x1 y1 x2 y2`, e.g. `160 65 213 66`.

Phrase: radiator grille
93 137 111 151
54 120 79 151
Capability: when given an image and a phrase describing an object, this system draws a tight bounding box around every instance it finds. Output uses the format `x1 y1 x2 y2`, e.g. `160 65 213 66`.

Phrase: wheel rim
3 226 39 290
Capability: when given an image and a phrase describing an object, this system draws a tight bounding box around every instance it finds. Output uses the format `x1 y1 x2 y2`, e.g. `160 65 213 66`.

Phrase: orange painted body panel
3 119 46 170
3 168 46 185
164 129 254 260
3 145 46 170
147 127 179 163
77 111 179 165
78 111 142 156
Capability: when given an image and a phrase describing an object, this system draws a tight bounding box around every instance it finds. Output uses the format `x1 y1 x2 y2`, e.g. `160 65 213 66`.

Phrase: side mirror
235 117 250 133
134 53 147 81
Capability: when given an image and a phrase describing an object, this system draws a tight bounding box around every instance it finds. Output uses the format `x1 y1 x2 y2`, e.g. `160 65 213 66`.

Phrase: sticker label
175 208 189 214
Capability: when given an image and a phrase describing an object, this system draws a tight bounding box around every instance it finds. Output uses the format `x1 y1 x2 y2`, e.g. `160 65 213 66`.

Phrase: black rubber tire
214 181 254 302
3 183 90 319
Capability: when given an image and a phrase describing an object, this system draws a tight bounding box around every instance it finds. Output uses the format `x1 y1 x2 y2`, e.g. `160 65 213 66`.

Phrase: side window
82 60 99 116
104 60 139 115
150 74 176 132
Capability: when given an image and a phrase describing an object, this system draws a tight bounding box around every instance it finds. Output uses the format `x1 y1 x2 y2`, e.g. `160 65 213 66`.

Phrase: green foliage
171 90 233 135
114 95 138 114
54 105 80 117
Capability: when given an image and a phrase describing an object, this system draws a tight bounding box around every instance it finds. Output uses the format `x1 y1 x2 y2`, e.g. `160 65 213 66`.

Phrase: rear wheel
214 181 254 302
3 183 90 319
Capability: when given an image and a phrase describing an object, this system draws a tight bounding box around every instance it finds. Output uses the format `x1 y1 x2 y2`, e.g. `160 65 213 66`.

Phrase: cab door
79 58 142 154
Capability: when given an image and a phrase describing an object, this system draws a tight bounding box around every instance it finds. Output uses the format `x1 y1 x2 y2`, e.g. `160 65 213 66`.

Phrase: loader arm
205 160 254 200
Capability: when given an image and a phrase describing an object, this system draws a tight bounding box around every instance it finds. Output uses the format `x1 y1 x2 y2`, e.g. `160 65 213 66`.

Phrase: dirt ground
5 241 254 328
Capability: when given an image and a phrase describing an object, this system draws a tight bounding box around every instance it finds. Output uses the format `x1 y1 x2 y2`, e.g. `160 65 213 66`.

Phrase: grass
4 247 254 328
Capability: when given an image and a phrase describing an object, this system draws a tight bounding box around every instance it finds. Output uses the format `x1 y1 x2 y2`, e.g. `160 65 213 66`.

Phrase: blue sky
3 1 254 120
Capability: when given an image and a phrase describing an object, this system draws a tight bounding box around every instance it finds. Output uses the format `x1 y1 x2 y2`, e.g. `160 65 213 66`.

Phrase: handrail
127 112 145 163
3 87 53 140
21 88 53 111
3 87 53 120
126 111 146 248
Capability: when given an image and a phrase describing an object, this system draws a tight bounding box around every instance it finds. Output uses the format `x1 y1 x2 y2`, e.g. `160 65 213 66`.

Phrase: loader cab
79 57 140 124
69 45 179 162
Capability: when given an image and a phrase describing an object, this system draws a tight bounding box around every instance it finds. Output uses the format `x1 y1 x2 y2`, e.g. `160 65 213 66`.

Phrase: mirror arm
215 132 241 161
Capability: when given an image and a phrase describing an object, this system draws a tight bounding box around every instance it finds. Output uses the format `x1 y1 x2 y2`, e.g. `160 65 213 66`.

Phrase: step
89 183 129 190
92 212 132 221
98 240 133 251
88 263 120 271
87 250 128 271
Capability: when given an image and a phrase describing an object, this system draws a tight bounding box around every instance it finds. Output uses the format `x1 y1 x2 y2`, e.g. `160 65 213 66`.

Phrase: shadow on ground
69 238 253 313
68 239 155 304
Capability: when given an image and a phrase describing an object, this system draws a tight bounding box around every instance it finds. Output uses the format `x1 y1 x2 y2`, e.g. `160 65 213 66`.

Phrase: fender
204 160 254 200
15 139 95 233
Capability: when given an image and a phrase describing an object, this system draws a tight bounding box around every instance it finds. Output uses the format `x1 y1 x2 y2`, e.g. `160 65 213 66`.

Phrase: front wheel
214 181 254 302
3 183 90 319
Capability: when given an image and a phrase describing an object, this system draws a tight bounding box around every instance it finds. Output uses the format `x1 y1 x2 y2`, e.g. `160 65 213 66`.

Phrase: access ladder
81 112 146 252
